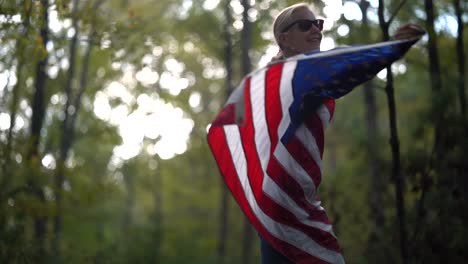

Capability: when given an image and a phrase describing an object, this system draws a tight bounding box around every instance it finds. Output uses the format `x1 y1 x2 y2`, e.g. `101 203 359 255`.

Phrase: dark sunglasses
281 19 324 33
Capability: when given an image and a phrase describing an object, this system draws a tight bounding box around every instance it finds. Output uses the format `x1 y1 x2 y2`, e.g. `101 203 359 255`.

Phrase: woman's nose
309 24 320 33
310 24 321 32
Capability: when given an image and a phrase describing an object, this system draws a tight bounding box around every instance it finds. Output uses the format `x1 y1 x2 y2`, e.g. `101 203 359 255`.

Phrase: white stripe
250 69 271 170
250 68 333 235
225 78 245 105
224 126 344 263
262 176 335 235
294 124 323 175
277 60 297 141
274 143 317 201
316 103 331 130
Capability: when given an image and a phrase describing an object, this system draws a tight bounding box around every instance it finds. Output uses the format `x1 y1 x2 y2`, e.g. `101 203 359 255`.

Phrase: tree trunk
122 166 135 235
240 0 254 263
453 0 466 118
52 0 80 261
415 0 445 254
378 1 407 263
217 1 233 263
152 163 163 263
27 0 50 260
424 0 443 153
424 0 442 94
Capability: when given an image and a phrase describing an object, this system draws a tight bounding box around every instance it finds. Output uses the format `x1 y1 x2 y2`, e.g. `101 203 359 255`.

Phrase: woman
259 3 424 264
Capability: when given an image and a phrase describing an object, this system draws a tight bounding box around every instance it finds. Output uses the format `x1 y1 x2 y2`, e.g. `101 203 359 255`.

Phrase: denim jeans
260 237 294 264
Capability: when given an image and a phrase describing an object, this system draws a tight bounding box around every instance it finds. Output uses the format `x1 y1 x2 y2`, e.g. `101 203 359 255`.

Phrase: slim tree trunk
453 0 466 118
424 0 443 152
28 0 50 260
217 1 233 263
424 1 442 94
53 0 80 260
419 1 443 222
152 163 163 263
415 0 445 252
240 0 253 263
378 1 408 263
122 166 135 234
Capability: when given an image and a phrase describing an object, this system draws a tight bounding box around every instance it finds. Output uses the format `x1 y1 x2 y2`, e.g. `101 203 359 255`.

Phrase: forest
0 0 466 263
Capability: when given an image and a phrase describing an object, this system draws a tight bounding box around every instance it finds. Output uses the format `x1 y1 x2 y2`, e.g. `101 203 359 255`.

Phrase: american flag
207 38 420 263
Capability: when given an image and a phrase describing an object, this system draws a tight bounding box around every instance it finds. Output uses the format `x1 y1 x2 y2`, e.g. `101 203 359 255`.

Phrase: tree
53 0 80 260
27 0 50 259
377 0 408 263
217 1 233 263
453 0 466 117
357 0 387 261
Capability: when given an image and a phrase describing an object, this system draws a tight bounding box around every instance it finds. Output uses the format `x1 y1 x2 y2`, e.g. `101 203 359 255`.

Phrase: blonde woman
258 3 424 264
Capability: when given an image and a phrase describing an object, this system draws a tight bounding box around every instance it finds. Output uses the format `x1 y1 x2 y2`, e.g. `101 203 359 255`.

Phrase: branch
378 0 389 39
388 0 408 25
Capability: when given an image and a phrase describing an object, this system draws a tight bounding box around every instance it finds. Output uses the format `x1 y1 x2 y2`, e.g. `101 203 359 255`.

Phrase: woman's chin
307 46 321 52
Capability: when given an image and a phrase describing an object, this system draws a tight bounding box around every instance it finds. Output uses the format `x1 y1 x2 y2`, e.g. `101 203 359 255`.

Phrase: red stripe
240 75 340 253
265 63 283 153
303 99 335 159
285 135 323 187
211 103 236 126
323 99 335 121
304 113 325 158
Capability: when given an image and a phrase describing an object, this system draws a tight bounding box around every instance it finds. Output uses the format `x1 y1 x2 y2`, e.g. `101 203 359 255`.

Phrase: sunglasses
281 19 324 33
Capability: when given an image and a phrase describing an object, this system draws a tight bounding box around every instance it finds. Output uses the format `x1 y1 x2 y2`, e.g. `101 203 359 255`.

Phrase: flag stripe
225 124 344 262
285 135 323 187
295 123 323 174
267 156 332 223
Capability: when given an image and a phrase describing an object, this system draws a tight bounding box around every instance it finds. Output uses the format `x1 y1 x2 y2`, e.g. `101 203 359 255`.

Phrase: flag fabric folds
207 37 420 263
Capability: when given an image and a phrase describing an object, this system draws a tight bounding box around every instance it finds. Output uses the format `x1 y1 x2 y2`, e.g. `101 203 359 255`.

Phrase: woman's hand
393 23 426 40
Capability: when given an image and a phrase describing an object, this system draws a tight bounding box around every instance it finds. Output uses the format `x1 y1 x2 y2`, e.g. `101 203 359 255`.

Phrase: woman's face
279 7 322 56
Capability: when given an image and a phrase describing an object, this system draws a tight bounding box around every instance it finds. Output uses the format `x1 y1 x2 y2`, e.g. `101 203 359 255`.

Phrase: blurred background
0 0 466 263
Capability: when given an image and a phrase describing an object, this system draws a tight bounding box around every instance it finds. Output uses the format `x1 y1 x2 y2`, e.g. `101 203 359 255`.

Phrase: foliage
0 0 466 263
